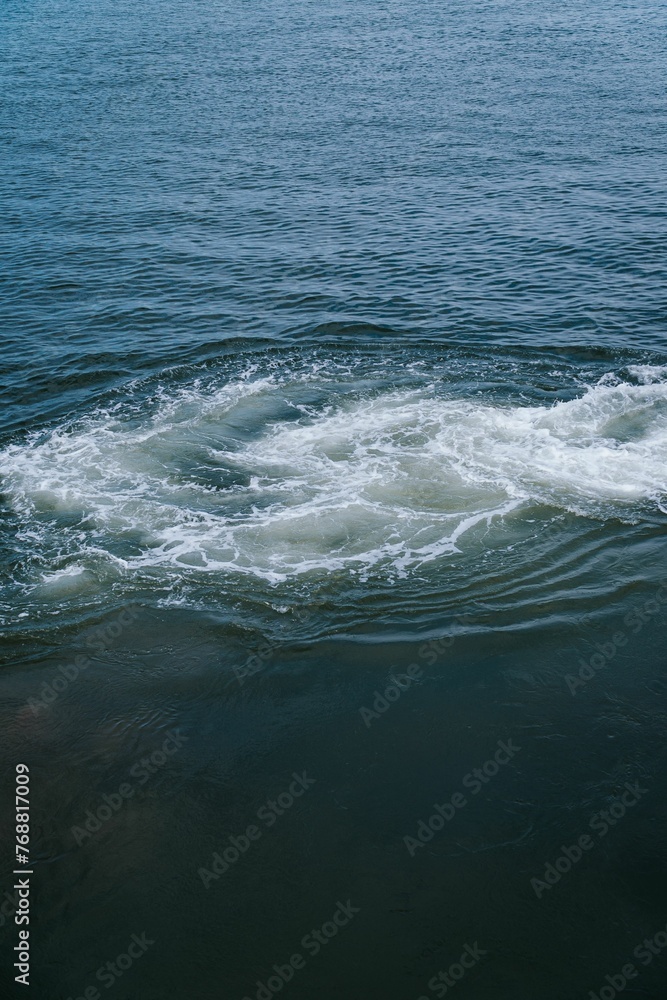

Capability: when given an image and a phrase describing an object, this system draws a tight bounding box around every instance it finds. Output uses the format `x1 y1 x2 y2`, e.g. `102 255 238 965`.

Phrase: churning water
4 354 667 597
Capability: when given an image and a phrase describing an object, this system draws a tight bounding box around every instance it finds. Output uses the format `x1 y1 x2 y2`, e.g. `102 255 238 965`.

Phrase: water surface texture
1 2 667 998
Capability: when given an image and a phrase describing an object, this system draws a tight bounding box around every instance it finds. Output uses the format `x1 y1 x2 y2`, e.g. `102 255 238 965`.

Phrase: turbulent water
3 351 667 626
1 2 667 999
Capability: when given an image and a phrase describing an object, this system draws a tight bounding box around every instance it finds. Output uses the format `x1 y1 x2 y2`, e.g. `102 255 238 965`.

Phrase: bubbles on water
1 355 666 603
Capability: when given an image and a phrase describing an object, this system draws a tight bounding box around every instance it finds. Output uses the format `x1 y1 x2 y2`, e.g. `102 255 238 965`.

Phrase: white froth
2 365 666 586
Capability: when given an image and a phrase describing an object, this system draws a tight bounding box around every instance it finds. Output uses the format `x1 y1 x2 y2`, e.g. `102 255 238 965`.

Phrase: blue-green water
1 2 667 998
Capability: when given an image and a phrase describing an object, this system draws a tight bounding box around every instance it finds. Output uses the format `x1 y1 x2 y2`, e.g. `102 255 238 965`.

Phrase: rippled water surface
1 1 667 998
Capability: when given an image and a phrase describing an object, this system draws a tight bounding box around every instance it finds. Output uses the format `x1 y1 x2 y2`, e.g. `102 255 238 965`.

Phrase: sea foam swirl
2 359 666 604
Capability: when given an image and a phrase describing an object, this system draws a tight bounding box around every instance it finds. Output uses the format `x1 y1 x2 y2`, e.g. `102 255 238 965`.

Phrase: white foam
2 364 667 586
35 563 96 597
626 364 667 385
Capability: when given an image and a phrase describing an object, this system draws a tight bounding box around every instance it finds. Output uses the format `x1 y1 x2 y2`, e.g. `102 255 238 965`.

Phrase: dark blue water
1 1 667 998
